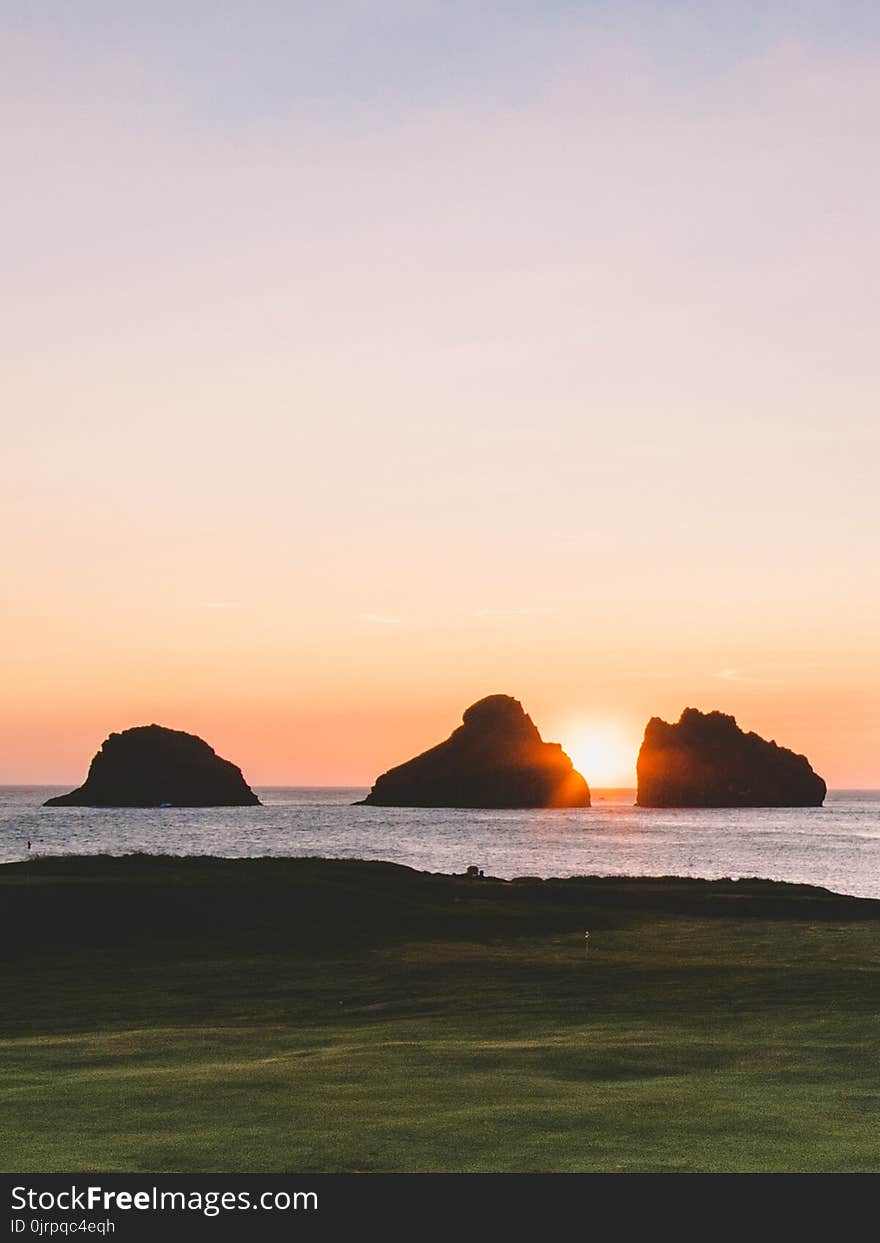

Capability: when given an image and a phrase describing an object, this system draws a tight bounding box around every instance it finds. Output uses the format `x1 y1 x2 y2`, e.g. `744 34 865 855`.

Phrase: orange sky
2 7 879 788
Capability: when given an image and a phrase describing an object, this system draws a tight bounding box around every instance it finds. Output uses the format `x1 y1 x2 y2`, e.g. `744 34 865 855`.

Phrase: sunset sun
563 722 637 789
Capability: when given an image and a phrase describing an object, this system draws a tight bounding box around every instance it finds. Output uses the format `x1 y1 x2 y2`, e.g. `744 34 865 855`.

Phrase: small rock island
44 724 261 808
360 694 591 808
636 708 826 807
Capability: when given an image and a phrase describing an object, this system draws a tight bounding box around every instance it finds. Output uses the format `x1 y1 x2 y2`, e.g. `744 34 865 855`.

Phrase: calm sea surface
2 786 879 900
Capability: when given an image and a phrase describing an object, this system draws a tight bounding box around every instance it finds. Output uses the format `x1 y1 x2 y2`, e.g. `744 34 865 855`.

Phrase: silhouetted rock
636 708 826 807
360 694 590 808
45 725 261 808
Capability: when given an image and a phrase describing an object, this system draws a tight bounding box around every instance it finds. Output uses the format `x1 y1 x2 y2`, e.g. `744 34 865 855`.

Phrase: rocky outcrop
360 694 590 808
45 724 261 808
636 708 826 807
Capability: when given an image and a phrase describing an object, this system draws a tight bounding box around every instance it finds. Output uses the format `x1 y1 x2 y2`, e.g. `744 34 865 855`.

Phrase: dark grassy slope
2 855 879 1172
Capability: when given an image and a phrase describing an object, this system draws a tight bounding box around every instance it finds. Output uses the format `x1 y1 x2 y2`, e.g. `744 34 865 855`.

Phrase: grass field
1 855 878 1172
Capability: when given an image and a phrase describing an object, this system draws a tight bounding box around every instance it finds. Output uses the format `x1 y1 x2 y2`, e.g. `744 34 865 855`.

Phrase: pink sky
2 7 878 787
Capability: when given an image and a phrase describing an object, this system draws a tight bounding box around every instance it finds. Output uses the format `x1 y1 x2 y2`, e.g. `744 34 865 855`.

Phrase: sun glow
563 722 638 789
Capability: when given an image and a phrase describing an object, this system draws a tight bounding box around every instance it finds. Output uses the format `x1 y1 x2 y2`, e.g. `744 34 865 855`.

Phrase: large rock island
360 694 591 808
636 708 826 807
45 724 261 808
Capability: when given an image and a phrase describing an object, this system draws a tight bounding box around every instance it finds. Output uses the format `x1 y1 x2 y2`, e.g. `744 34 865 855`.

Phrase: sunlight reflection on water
1 787 878 899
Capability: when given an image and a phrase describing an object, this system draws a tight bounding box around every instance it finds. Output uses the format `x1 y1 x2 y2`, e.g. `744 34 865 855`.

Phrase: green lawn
1 856 878 1172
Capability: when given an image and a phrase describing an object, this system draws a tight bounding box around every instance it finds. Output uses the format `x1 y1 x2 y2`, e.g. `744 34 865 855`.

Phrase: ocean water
2 786 879 900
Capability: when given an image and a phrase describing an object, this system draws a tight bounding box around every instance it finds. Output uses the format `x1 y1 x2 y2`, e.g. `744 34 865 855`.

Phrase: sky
2 2 879 787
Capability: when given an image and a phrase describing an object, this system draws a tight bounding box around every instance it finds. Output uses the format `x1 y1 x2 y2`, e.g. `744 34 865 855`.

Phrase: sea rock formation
45 724 261 808
360 694 591 808
636 708 826 807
